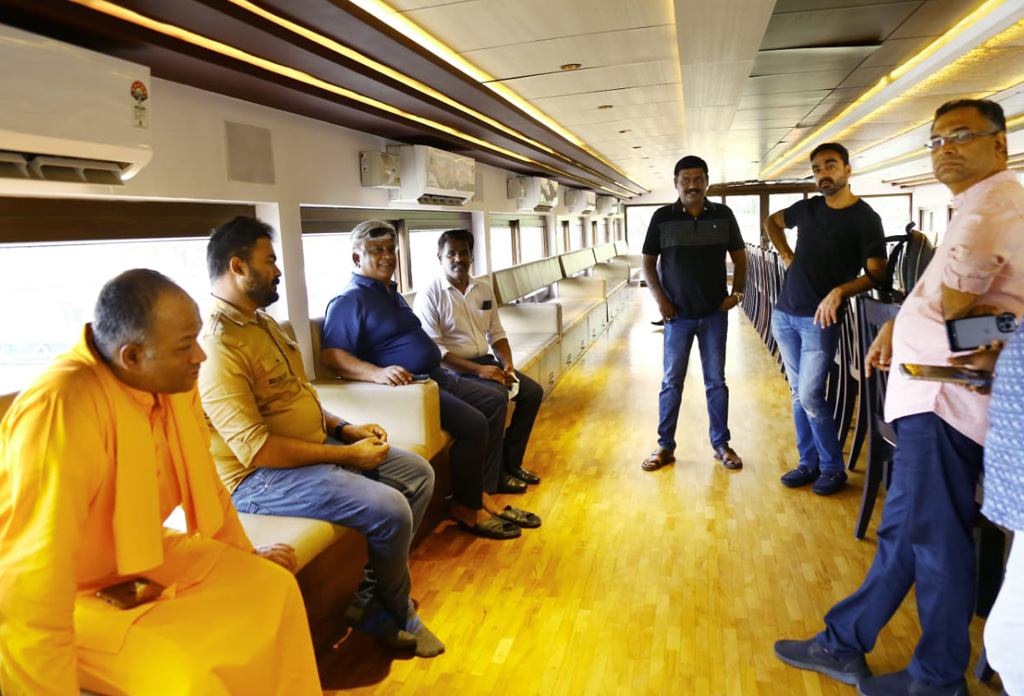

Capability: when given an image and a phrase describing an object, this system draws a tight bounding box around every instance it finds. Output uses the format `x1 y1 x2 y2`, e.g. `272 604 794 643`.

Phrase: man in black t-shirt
764 142 887 496
640 155 748 472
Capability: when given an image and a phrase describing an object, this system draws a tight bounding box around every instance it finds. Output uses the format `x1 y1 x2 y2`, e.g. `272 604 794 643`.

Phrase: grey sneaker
774 637 871 685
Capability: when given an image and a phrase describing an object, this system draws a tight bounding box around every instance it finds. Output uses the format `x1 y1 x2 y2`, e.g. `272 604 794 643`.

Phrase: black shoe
774 637 871 686
812 471 848 496
857 669 969 696
496 505 542 528
506 466 540 484
781 465 820 488
497 472 527 494
651 319 665 326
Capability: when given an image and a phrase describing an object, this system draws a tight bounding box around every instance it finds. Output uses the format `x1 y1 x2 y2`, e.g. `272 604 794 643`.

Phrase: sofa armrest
311 378 447 461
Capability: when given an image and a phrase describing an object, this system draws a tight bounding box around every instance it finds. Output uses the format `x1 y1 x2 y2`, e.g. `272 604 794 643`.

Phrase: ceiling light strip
343 0 638 184
760 0 1024 180
64 0 631 196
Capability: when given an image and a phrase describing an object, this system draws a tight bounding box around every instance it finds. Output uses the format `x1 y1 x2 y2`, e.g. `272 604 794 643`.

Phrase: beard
245 274 279 308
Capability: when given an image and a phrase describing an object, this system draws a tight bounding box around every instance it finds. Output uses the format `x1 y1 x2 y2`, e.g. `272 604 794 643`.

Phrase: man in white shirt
413 229 543 487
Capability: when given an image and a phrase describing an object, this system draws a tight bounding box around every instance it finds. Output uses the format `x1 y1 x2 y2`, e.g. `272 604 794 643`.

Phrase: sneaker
857 669 969 696
774 637 871 685
812 471 848 496
781 466 820 488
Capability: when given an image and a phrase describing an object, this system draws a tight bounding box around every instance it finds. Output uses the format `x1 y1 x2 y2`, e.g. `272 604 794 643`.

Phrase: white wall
1 77 629 373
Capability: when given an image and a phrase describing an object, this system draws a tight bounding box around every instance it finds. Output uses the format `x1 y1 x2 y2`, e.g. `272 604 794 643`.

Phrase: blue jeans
819 413 983 685
772 309 844 474
658 310 730 451
231 441 434 620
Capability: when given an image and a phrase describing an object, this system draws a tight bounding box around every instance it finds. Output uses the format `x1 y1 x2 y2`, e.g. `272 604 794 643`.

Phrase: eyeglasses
924 131 1000 150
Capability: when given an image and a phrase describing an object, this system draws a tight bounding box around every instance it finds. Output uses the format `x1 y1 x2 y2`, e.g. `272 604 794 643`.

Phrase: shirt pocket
254 352 293 406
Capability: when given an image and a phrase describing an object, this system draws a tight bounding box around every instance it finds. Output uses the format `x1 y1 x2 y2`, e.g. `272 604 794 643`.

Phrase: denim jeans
771 308 844 474
658 310 730 451
231 441 434 620
819 413 983 685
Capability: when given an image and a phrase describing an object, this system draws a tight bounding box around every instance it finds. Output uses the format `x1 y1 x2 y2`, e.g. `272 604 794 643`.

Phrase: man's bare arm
320 346 412 386
763 210 793 265
729 248 748 294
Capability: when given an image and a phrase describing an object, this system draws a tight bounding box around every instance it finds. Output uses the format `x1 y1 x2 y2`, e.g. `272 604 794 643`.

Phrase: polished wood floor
319 293 999 696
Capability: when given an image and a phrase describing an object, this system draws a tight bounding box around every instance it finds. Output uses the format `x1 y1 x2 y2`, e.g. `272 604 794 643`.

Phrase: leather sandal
713 444 743 470
455 515 521 540
497 505 542 528
642 447 675 471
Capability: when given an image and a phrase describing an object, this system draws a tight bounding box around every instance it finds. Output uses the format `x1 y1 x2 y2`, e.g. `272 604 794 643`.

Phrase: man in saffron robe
0 269 321 696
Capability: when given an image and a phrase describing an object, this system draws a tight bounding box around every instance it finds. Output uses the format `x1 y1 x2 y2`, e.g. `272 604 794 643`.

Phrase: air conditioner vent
0 150 127 185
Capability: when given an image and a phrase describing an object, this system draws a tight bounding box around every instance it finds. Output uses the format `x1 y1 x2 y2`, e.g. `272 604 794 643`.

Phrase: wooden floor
318 293 1000 696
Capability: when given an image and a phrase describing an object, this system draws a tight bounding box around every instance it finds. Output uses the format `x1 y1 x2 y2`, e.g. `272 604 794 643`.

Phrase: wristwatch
733 292 744 303
333 420 350 441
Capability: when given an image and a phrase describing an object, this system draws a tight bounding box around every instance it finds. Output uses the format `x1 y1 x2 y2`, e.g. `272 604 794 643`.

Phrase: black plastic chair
854 294 901 540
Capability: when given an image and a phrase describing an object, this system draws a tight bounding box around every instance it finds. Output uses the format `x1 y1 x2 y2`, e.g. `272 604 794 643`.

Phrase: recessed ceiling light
619 129 631 134
560 63 583 71
632 145 642 149
598 104 614 110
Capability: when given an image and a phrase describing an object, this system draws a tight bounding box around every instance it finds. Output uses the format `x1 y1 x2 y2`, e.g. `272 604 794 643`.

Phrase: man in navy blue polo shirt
641 155 748 472
764 142 886 496
320 220 540 540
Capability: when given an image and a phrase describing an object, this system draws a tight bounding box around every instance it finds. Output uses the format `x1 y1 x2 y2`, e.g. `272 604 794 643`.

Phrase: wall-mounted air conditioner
565 189 597 215
360 150 400 188
507 176 558 212
596 195 620 215
0 24 153 186
390 144 475 206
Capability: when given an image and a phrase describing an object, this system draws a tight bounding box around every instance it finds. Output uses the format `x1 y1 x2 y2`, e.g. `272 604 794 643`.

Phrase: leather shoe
455 515 521 540
506 466 540 484
713 443 742 469
497 505 541 528
774 637 871 686
497 472 527 494
857 669 968 696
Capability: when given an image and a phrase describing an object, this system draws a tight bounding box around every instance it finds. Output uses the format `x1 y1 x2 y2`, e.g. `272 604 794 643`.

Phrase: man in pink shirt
775 99 1024 696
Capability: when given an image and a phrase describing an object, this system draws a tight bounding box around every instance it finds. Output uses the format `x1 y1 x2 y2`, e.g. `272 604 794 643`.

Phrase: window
768 193 805 249
0 238 209 393
407 228 445 291
862 194 913 237
725 195 761 245
490 224 515 271
302 233 351 318
570 218 585 251
626 205 659 254
520 223 546 261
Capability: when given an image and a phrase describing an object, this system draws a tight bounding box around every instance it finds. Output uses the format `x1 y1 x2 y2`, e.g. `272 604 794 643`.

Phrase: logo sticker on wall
131 80 149 128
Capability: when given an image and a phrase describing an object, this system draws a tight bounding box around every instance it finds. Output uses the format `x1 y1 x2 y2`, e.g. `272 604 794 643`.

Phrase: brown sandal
642 447 675 471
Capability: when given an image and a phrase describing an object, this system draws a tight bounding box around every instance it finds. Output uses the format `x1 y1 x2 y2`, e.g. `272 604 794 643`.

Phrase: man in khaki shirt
198 216 443 657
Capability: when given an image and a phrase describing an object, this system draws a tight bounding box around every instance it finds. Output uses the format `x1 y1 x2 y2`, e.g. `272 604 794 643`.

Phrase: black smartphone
96 577 165 609
899 363 993 389
945 313 1017 352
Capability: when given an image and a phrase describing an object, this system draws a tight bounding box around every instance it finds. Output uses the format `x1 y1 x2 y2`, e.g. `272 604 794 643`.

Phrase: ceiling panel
745 70 853 94
397 0 674 52
773 0 918 11
888 0 977 39
531 84 684 112
460 25 678 79
557 101 685 127
498 60 680 100
761 2 919 50
738 90 832 109
734 105 815 122
752 45 879 76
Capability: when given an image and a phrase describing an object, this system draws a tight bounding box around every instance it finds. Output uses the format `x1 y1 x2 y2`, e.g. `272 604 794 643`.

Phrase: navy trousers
818 412 983 685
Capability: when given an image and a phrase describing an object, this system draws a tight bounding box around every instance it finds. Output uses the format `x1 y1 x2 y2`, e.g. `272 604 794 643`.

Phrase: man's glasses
924 131 999 150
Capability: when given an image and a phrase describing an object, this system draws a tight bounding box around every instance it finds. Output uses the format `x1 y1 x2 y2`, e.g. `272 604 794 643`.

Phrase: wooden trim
0 198 256 244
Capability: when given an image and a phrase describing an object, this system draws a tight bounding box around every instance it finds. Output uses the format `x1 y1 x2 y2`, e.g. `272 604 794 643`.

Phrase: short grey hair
92 269 184 359
351 220 397 254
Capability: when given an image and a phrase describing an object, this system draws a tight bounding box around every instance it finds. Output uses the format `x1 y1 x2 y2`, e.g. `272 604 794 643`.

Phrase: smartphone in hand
945 313 1017 352
899 363 993 389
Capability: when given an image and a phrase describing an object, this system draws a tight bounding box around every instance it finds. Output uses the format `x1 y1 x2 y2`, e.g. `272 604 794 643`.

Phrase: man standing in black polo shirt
641 155 747 472
764 142 886 496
